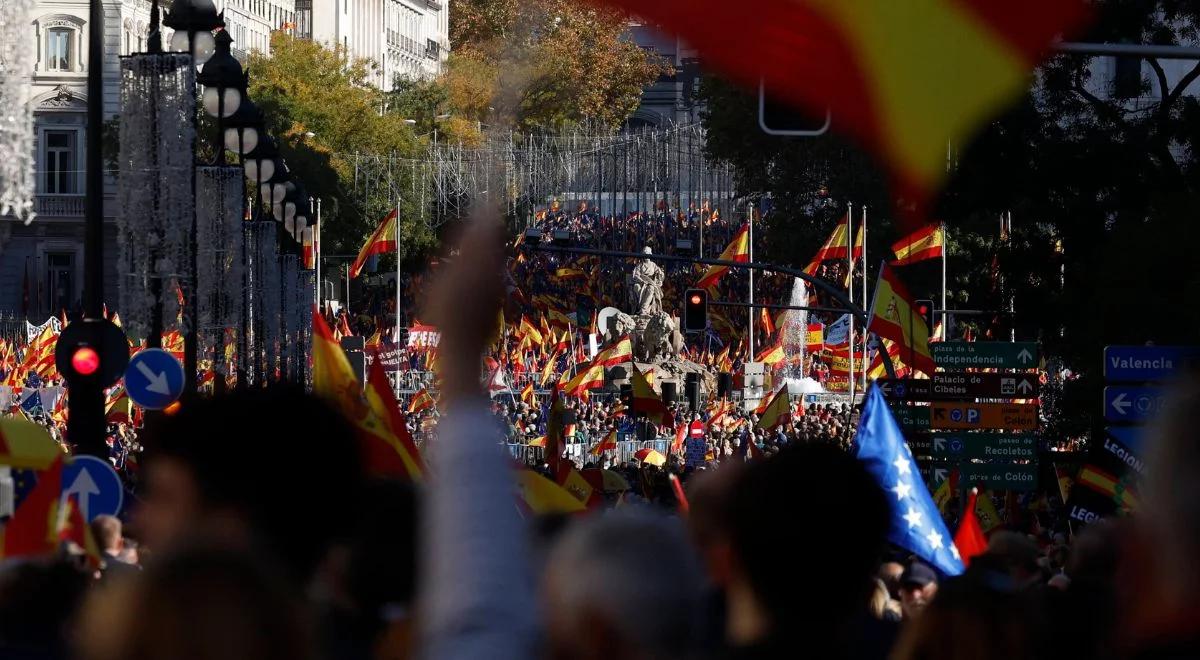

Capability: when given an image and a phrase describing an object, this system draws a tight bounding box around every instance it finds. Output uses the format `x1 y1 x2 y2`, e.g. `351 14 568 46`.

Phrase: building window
47 28 74 71
45 252 76 314
44 130 77 194
426 39 438 59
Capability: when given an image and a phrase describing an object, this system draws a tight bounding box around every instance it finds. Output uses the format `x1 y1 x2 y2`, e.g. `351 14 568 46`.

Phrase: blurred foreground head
543 510 704 660
725 444 889 650
77 546 313 660
140 386 364 581
1127 371 1200 644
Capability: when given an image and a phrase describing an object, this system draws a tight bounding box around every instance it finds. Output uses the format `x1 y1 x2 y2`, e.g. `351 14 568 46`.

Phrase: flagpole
747 199 755 360
847 203 855 404
315 198 322 312
941 220 948 336
861 205 868 392
395 198 401 353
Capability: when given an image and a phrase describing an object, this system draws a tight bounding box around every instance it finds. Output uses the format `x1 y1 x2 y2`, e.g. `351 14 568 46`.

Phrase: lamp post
226 100 265 388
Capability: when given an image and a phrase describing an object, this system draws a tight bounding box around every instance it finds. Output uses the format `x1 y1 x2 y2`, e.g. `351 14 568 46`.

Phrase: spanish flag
806 323 825 352
754 339 786 367
519 316 544 345
865 263 937 376
313 309 423 481
540 350 561 386
1077 465 1139 512
407 388 435 414
0 418 64 470
696 223 750 290
349 208 398 279
591 0 1088 230
564 362 606 397
514 468 585 515
364 359 425 480
589 429 618 456
756 388 791 430
803 212 851 276
593 335 633 367
760 307 776 337
891 223 945 266
555 267 587 280
520 382 535 406
631 365 672 427
57 493 103 569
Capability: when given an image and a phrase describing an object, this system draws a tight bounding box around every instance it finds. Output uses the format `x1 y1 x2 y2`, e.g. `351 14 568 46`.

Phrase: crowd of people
0 218 1194 660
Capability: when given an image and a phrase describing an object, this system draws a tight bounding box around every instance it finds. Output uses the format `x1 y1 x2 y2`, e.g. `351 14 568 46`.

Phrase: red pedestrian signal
70 346 101 376
915 299 936 331
683 288 707 333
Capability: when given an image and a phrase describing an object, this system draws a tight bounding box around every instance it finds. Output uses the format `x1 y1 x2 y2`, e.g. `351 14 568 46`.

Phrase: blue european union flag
854 384 963 576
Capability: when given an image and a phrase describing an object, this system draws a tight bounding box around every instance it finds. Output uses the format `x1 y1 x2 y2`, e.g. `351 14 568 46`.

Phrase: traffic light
915 299 936 331
683 288 707 333
56 318 129 387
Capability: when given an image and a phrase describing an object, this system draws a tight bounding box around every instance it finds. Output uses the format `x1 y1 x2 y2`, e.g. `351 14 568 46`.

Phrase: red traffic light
690 294 702 305
71 346 100 376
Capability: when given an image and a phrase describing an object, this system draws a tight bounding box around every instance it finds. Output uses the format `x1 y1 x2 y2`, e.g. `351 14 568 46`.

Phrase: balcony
34 194 85 217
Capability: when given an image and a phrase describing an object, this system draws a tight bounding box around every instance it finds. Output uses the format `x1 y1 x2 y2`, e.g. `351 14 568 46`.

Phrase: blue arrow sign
124 348 186 410
1104 345 1200 382
61 455 124 523
1104 386 1167 424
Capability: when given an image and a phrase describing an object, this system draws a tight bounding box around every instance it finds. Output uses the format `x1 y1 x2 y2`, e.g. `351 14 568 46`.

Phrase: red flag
953 488 989 568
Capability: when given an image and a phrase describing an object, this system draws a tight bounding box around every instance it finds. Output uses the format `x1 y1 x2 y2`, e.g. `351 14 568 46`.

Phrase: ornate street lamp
223 95 263 157
162 0 222 65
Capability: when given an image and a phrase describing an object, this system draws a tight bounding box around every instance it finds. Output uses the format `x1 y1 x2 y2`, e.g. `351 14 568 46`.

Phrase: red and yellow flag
349 208 398 279
540 350 561 387
593 335 633 367
588 429 619 456
803 212 852 276
631 364 672 427
592 0 1089 230
520 382 535 406
756 388 791 430
759 307 776 337
312 309 422 482
866 263 937 376
754 339 785 367
364 358 425 480
0 456 63 560
407 388 435 414
564 362 606 397
519 316 544 345
891 223 945 266
696 223 750 290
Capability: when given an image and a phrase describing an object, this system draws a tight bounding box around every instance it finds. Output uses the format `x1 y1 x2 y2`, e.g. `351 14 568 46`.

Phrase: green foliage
447 0 671 132
248 34 433 258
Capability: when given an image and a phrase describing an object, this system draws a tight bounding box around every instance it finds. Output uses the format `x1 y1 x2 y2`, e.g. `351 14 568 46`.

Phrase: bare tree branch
1167 60 1200 108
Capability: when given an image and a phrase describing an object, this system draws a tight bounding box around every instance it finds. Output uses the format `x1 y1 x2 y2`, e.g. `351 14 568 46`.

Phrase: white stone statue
631 246 665 317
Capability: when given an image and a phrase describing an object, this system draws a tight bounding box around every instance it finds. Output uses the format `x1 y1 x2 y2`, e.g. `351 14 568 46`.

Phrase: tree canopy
248 34 434 258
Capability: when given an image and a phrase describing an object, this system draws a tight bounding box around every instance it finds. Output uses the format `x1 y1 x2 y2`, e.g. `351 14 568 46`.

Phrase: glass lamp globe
202 86 242 118
225 126 259 155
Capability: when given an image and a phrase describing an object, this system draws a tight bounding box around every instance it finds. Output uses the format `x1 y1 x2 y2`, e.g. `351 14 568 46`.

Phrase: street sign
1104 426 1142 454
689 420 706 438
888 403 930 430
906 435 932 456
930 402 1039 430
124 348 186 410
957 462 1038 491
1103 386 1168 424
932 342 1040 370
930 433 1037 460
1103 345 1200 382
879 373 1040 401
61 455 124 522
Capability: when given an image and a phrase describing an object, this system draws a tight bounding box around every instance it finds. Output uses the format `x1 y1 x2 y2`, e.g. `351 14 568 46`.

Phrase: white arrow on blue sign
124 348 186 410
61 455 124 522
1104 386 1167 424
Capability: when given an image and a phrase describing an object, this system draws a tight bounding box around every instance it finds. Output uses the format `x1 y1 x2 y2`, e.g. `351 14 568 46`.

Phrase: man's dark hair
146 386 364 581
728 443 889 640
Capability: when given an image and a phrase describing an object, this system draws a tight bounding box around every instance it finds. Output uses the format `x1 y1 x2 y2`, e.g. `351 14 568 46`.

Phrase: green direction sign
932 342 1040 370
929 434 1037 460
957 462 1038 491
889 403 929 430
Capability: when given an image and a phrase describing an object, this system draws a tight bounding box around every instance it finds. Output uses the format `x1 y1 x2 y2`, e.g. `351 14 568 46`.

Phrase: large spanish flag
754 339 785 367
892 223 945 266
756 388 791 430
803 212 851 276
865 263 937 376
313 308 423 481
349 208 398 279
593 335 633 367
564 362 606 397
594 0 1088 229
696 223 750 290
631 364 672 427
588 429 619 456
